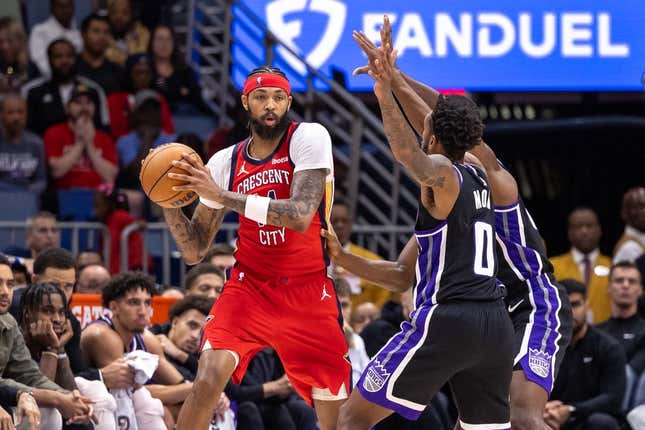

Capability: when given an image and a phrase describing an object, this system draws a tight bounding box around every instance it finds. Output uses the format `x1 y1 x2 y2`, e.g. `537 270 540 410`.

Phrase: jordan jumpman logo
321 284 332 301
238 161 249 176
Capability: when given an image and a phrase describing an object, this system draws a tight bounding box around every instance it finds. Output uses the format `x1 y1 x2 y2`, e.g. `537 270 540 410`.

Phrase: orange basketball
139 143 204 208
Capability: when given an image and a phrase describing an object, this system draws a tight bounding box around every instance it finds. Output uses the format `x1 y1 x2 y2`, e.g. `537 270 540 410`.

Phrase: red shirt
229 122 331 278
105 209 143 274
44 123 118 190
107 92 175 139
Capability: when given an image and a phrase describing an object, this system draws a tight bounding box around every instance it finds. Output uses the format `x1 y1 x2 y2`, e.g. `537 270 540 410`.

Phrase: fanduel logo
266 0 347 74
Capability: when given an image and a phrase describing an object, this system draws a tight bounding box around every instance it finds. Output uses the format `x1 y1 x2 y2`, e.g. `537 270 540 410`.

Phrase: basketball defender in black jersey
350 15 572 430
329 49 514 430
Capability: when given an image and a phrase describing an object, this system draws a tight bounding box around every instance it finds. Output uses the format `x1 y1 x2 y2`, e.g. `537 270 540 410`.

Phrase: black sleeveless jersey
414 163 504 307
494 198 554 300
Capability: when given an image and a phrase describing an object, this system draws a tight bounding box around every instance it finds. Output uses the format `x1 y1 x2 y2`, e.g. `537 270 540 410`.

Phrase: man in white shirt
614 187 645 264
28 0 82 77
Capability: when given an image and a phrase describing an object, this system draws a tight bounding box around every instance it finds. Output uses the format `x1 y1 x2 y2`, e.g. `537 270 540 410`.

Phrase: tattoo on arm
217 169 327 232
266 169 326 230
164 205 226 263
378 92 447 189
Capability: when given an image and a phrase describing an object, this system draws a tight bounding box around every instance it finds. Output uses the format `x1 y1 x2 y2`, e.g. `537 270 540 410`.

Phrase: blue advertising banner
232 0 645 91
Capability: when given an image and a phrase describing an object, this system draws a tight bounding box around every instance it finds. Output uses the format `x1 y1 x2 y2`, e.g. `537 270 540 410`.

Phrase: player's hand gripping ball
139 143 204 208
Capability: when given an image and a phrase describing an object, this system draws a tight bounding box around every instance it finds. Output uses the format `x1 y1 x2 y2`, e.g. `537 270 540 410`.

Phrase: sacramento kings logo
362 360 390 393
528 348 552 378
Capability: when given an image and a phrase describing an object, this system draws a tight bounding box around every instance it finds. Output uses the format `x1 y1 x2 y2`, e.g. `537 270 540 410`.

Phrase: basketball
139 143 203 208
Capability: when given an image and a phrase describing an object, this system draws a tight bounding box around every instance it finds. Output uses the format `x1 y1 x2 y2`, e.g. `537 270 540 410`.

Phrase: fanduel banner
232 0 644 91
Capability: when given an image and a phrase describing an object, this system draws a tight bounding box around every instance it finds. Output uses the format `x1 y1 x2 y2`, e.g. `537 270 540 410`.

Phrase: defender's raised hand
352 14 395 76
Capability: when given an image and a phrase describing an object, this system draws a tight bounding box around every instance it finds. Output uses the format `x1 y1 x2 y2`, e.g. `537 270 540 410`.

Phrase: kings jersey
201 122 335 278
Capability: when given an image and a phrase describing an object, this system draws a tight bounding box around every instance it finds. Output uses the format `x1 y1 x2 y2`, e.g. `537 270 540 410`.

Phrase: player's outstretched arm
163 204 227 265
352 15 439 135
322 229 417 292
370 52 459 218
467 141 519 206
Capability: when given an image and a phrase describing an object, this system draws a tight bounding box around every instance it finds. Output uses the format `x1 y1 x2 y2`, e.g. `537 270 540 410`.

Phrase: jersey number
473 221 494 276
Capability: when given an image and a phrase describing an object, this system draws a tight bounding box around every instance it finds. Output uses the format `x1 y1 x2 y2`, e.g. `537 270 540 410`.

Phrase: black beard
249 112 290 140
52 66 76 83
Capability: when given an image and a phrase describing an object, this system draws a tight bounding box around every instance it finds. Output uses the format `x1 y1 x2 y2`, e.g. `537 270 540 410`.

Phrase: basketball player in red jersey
160 66 350 429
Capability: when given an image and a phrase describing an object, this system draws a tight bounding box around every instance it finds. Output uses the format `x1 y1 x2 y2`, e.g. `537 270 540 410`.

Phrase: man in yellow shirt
329 199 391 308
551 207 612 323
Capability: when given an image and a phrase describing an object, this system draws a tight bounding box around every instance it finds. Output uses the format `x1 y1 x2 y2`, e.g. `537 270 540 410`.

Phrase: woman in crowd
0 17 39 92
149 24 209 113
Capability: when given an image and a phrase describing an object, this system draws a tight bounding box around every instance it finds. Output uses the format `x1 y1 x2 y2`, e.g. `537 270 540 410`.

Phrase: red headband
243 73 291 96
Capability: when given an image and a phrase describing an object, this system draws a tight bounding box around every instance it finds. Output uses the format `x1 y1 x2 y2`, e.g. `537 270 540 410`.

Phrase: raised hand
168 153 223 203
29 320 59 350
369 47 399 99
352 14 396 76
58 318 73 350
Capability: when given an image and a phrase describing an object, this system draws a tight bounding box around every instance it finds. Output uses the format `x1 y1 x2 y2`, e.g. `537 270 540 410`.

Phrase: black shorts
358 299 514 427
505 274 573 394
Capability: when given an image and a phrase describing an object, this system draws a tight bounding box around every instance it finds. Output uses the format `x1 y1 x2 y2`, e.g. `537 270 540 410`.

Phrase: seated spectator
76 249 104 270
105 0 150 65
81 271 232 426
25 248 137 401
0 92 46 194
0 17 39 92
204 243 236 270
0 378 41 430
115 90 176 214
335 278 369 387
330 199 391 308
43 82 117 191
551 207 612 323
94 184 145 274
3 211 59 260
149 24 208 113
597 261 645 373
184 263 225 300
614 187 645 263
238 348 317 430
546 279 625 430
28 0 82 77
77 263 111 294
76 13 124 95
19 282 116 429
24 38 110 136
0 254 94 427
9 260 30 287
150 296 213 381
107 54 174 139
351 301 380 334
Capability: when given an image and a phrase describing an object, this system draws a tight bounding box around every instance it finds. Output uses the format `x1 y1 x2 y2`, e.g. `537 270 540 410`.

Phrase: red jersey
44 122 118 190
204 122 334 279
